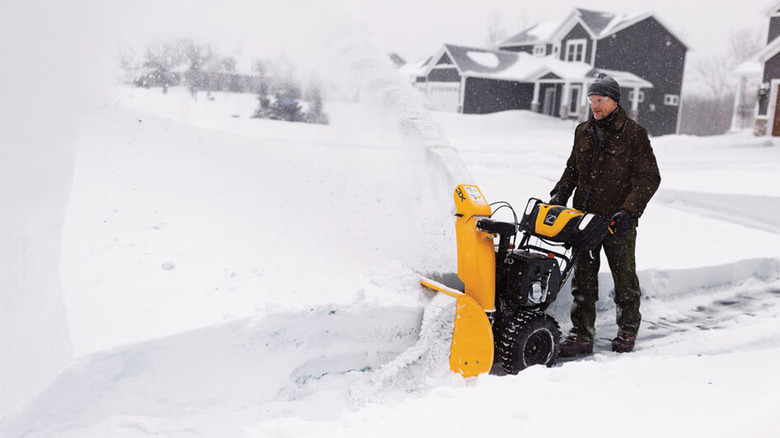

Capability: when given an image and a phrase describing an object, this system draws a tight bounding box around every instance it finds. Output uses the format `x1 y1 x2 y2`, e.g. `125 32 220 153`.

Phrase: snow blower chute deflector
421 184 610 377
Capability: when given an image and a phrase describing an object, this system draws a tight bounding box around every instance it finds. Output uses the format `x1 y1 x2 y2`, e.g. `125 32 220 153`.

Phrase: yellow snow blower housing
453 185 496 312
421 185 610 377
421 185 496 377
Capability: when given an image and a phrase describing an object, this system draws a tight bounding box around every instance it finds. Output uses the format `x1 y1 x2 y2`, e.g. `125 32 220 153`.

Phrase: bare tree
692 55 732 101
728 27 764 65
485 8 508 48
681 26 764 135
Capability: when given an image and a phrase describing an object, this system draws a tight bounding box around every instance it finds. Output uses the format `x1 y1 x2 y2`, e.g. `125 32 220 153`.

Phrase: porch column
532 82 540 113
560 82 570 119
630 86 640 120
730 75 746 132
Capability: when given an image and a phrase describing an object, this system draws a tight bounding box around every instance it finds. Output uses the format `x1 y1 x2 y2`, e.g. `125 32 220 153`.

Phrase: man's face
589 95 618 120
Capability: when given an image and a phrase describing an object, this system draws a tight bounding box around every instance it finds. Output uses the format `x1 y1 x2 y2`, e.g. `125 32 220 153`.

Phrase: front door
543 87 556 116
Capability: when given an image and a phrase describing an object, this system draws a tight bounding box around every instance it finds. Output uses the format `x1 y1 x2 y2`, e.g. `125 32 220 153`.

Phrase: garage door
427 82 461 112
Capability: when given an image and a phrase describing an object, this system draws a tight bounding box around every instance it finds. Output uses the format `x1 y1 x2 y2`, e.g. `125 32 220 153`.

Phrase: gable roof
589 68 653 89
576 8 616 35
499 8 686 49
426 44 653 89
442 44 524 76
398 56 431 78
499 21 561 46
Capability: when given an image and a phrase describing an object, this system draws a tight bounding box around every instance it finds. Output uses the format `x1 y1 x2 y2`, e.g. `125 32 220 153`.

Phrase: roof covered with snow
731 60 763 77
589 68 653 89
498 21 560 45
499 8 684 49
431 44 653 88
443 44 525 76
577 8 616 36
398 56 431 78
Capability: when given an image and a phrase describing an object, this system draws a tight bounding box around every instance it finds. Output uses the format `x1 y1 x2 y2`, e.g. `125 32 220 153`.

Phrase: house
754 1 780 136
498 8 687 136
414 43 651 124
404 8 686 136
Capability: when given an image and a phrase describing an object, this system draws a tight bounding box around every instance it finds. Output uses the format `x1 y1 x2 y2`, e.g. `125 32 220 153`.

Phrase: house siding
560 23 593 63
763 51 780 84
759 52 780 116
595 17 686 136
502 45 533 55
769 16 780 44
428 68 461 82
463 77 534 114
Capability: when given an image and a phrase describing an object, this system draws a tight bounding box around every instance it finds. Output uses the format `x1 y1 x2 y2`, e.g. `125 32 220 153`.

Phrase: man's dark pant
569 226 641 342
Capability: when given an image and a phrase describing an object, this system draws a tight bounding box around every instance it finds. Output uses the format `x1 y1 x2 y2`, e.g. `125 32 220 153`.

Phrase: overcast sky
338 0 771 62
48 0 772 83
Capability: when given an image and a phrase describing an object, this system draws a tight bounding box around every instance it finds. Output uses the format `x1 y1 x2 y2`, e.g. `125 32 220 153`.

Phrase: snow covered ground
2 85 780 437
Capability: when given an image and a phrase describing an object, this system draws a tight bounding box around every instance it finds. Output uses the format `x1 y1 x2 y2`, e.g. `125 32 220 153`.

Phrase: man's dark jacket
552 106 661 219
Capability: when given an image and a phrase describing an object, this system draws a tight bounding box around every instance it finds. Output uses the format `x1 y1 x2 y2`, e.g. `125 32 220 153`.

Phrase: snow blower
421 184 610 376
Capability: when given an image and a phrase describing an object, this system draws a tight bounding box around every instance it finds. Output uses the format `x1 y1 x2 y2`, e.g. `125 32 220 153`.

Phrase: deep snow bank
2 305 423 437
0 1 89 416
4 258 779 436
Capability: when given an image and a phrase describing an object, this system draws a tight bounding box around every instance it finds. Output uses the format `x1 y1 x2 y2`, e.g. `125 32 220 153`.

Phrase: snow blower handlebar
476 219 517 256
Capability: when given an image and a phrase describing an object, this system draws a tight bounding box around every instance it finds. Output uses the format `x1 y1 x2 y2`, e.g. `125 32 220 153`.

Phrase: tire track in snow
655 189 780 234
554 258 780 356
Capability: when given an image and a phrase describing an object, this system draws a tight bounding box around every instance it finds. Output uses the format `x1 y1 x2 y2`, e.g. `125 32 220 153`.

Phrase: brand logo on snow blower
544 213 557 226
456 187 466 202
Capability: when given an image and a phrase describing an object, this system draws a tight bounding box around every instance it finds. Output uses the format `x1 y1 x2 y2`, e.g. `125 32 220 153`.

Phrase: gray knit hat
588 73 620 103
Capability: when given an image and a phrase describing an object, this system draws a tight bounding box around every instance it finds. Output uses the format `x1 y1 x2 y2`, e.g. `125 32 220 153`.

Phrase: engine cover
499 250 562 312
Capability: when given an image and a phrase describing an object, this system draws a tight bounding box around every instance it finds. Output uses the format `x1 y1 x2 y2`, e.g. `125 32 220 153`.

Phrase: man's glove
549 191 568 206
610 210 636 233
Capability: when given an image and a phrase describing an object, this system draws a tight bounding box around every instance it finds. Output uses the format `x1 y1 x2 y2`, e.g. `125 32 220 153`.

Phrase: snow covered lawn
3 86 779 437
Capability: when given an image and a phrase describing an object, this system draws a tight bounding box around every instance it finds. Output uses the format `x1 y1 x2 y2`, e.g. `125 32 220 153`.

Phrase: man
549 74 661 356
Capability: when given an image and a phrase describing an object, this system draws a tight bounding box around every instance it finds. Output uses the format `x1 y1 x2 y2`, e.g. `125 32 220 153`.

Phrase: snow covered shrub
252 85 329 125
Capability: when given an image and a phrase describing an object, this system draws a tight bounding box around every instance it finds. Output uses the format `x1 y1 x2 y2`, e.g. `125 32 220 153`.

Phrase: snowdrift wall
0 2 86 417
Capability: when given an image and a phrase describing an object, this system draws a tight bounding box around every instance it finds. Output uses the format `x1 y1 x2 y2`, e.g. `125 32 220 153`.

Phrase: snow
525 21 560 41
1 82 779 437
0 1 85 415
466 51 500 68
3 3 780 437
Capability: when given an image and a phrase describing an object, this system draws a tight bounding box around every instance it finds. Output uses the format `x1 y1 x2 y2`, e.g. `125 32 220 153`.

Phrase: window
629 90 646 103
565 39 586 62
569 85 582 117
664 94 680 106
533 45 546 57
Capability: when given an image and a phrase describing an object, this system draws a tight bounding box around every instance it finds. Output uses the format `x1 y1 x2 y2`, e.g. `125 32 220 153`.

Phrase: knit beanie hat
588 73 620 103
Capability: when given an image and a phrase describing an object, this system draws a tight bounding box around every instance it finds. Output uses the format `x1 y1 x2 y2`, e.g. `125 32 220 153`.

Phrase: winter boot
559 334 594 357
611 332 636 353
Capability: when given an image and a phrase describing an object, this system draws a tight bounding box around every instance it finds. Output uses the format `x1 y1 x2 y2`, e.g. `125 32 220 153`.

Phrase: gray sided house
755 1 780 136
413 43 651 128
421 45 536 114
497 8 687 136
